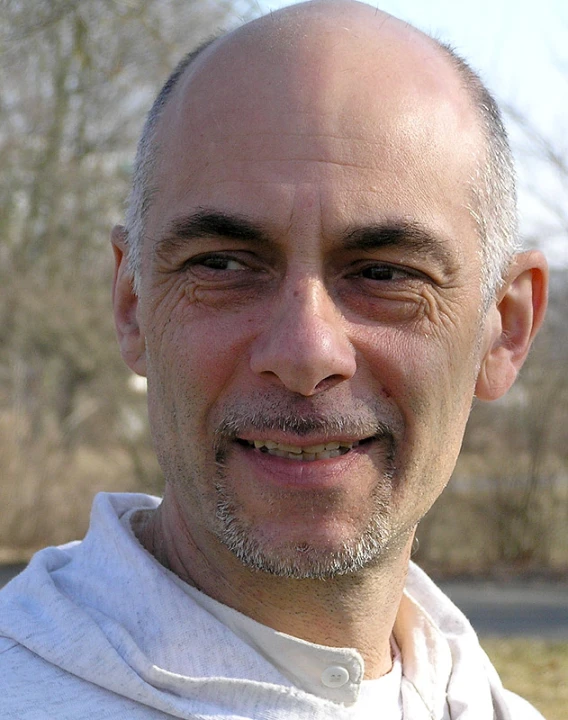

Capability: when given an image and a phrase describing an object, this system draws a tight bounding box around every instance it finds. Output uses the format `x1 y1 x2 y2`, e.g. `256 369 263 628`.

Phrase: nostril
313 374 349 394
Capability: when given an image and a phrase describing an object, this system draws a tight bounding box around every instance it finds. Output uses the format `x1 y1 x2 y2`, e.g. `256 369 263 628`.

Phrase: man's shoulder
0 635 166 719
402 564 548 720
502 689 547 720
0 637 75 716
0 635 17 655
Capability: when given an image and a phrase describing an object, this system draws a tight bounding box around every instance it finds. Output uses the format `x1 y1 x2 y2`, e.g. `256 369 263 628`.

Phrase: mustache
213 400 398 464
216 411 394 440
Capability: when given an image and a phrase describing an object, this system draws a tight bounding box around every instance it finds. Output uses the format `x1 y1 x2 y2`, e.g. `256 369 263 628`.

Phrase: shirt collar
168 568 402 705
123 505 402 705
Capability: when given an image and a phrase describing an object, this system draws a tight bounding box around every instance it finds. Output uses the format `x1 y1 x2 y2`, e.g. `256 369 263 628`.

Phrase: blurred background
1 1 566 716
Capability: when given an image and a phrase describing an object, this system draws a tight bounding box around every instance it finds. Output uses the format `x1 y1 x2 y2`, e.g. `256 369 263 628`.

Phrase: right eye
195 254 247 271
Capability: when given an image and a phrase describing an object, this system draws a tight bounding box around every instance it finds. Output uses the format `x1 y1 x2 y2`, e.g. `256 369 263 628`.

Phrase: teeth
279 444 303 454
302 444 326 454
248 439 357 461
317 449 342 460
321 441 340 451
254 440 278 449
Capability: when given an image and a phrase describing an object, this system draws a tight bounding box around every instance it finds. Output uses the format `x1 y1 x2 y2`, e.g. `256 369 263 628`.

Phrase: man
0 1 548 717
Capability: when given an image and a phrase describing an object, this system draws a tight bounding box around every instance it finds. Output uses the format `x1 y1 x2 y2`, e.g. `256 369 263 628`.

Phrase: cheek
146 304 260 421
361 327 479 519
358 323 478 441
404 334 480 483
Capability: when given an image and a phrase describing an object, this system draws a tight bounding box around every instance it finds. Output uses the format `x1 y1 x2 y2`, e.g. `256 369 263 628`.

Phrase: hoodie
0 493 545 719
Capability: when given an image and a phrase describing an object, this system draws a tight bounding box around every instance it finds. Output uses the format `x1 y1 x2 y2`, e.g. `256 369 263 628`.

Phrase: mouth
237 437 372 462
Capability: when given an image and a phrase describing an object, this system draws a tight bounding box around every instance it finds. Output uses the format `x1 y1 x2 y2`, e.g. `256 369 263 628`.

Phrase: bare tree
0 0 255 557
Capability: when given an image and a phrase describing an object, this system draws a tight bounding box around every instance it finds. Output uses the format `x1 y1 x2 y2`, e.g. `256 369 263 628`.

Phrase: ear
111 225 147 377
475 250 548 401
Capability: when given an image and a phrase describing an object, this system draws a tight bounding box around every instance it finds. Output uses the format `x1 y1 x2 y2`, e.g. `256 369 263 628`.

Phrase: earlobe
475 250 548 401
111 225 147 377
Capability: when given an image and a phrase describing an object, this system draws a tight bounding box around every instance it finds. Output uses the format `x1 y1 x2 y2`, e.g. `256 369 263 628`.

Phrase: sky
256 0 568 265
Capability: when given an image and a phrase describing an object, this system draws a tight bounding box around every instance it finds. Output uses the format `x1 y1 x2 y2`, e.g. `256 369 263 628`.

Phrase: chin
215 492 393 580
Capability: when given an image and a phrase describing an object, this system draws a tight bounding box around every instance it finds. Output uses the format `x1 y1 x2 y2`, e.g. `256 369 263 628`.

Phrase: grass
480 638 568 720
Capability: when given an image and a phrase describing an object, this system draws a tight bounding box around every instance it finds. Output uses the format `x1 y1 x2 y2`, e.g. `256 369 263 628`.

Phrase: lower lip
233 442 372 489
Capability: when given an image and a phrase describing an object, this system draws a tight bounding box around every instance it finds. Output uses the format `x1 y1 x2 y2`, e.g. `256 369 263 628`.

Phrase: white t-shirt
356 642 403 718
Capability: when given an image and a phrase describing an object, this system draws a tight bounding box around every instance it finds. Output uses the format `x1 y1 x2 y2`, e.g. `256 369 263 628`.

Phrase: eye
198 254 246 271
358 264 419 281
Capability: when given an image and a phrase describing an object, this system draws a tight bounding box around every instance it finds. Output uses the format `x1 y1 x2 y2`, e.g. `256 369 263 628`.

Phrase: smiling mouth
239 438 371 461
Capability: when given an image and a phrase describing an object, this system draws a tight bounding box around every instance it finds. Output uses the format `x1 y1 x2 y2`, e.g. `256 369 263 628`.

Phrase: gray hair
124 37 218 295
124 34 519 304
440 42 520 307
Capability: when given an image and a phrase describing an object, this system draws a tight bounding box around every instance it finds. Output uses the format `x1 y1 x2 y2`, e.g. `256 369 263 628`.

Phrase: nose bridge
249 269 356 396
292 273 337 333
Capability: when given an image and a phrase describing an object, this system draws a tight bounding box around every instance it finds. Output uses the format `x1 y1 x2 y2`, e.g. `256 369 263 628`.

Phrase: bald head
181 1 449 88
125 0 517 300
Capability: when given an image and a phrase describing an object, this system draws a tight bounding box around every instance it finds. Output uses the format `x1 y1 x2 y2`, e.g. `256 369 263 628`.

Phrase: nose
249 277 356 396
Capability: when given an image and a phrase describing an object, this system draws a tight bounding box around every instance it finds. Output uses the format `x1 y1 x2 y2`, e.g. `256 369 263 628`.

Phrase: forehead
146 11 483 249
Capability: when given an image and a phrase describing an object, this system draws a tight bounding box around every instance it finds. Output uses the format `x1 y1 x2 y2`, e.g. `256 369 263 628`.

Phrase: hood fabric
0 493 544 719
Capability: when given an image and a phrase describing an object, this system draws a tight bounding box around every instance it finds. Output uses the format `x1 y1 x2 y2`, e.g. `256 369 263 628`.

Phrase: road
438 579 568 639
0 564 26 589
1 564 566 638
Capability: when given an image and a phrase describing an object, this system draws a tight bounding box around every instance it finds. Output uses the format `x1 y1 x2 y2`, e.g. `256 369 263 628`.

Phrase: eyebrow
343 221 458 274
154 210 270 261
154 210 457 273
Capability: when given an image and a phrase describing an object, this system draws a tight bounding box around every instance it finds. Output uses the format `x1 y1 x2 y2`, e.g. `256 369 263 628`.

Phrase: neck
132 494 414 680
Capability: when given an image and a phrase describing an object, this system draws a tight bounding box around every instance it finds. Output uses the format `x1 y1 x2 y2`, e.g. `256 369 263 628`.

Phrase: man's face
131 25 492 578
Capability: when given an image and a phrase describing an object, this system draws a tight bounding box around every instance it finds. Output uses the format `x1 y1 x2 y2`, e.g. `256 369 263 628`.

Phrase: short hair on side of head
124 36 220 294
439 42 521 307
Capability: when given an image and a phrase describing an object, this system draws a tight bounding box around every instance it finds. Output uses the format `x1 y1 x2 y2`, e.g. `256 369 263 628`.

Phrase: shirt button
321 665 350 688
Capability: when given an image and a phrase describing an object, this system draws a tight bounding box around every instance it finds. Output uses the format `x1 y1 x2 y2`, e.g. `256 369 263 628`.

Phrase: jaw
208 436 400 579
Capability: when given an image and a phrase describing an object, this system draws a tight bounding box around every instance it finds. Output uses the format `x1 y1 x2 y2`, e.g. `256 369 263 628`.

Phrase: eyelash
199 254 245 271
182 253 427 286
182 252 250 273
359 265 409 281
352 262 426 283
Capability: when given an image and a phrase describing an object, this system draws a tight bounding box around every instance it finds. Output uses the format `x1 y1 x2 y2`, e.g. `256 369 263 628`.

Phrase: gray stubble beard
213 449 396 580
210 407 399 580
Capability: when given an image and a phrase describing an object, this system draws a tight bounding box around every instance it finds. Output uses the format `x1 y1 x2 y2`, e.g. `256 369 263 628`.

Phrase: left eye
359 265 412 281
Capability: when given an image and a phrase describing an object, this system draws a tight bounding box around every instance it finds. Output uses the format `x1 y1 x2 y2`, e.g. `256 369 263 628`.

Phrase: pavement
438 579 568 639
0 564 26 589
1 564 567 638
